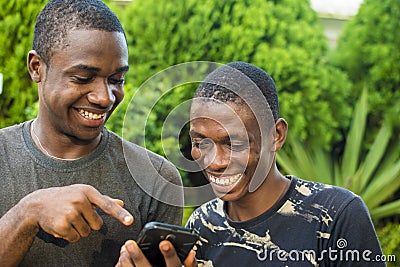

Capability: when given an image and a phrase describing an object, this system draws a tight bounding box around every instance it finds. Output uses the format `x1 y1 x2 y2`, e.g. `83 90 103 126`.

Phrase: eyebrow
189 130 245 142
189 130 207 138
116 66 130 73
70 64 130 73
71 64 101 72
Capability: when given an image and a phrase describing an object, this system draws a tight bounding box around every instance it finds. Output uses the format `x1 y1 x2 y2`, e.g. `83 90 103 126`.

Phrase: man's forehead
191 98 254 118
49 30 128 63
65 29 126 43
191 100 256 130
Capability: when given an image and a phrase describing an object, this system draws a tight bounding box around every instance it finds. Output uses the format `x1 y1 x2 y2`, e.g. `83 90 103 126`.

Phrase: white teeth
209 173 242 186
78 109 105 120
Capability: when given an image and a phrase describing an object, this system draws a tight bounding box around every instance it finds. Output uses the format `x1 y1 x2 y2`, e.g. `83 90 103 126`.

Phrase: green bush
277 88 400 221
182 206 195 226
376 223 400 266
331 0 400 136
112 0 352 153
0 0 47 128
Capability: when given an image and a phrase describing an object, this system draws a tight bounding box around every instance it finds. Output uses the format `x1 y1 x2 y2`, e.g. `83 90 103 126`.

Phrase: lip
75 108 108 127
206 172 244 192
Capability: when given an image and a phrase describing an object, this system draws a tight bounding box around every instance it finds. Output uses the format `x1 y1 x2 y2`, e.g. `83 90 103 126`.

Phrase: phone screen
137 222 199 267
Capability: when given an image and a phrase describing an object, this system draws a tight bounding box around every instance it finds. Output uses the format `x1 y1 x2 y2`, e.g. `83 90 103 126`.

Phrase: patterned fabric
187 176 384 267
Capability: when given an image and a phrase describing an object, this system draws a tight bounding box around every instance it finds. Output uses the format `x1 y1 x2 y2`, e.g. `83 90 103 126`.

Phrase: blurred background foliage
113 0 352 150
1 0 399 259
331 0 400 143
0 0 47 128
277 87 400 221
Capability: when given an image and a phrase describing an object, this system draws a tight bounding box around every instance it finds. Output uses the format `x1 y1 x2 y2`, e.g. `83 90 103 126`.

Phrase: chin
212 186 246 202
73 130 102 143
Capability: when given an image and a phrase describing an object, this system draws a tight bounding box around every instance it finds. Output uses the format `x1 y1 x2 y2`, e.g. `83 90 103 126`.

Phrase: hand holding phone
137 222 199 267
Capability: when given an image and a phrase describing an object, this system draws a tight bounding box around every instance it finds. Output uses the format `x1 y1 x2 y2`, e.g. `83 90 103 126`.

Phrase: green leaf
311 147 333 184
276 147 303 177
362 159 400 209
340 87 368 184
370 199 400 220
358 114 392 191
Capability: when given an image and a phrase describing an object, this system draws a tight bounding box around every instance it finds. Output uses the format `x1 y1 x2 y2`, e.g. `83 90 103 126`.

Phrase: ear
27 50 46 83
273 118 288 151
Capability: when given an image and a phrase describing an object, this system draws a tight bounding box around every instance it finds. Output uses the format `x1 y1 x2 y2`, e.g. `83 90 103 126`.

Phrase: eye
109 77 125 85
108 73 126 85
229 143 249 151
192 138 214 149
72 76 94 84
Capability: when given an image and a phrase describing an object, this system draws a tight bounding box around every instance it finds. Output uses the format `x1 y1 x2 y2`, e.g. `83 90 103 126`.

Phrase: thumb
113 198 125 207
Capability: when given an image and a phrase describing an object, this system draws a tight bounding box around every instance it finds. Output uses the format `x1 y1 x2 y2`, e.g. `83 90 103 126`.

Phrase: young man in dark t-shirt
185 62 385 267
117 62 384 267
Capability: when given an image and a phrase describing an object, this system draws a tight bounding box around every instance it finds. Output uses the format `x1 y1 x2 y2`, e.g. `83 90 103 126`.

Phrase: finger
71 216 92 238
113 198 125 207
92 199 124 208
159 240 182 267
82 204 104 231
53 227 81 243
53 233 63 239
60 207 93 238
124 240 152 267
46 217 81 243
84 186 134 226
183 250 197 267
100 195 133 225
116 245 135 267
87 199 124 231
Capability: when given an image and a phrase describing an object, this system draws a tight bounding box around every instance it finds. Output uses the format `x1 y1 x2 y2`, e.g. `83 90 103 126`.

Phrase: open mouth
78 109 106 120
208 173 243 186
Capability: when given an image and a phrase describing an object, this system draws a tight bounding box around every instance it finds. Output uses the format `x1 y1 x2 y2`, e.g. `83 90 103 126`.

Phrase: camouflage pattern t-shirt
186 176 385 267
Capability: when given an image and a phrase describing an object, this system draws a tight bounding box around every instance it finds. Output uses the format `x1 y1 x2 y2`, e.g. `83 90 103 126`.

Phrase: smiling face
29 29 129 142
190 99 275 202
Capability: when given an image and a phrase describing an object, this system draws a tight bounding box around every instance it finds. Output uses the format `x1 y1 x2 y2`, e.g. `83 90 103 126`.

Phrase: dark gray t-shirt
187 176 385 267
0 121 183 266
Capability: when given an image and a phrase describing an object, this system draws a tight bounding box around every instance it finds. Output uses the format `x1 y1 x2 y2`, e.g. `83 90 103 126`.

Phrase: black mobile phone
137 222 200 267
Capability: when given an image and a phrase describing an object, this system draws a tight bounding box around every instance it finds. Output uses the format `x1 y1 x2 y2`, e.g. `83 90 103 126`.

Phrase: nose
204 145 230 172
87 79 115 108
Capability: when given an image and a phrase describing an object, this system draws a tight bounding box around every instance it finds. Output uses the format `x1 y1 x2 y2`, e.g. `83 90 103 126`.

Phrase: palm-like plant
277 88 400 220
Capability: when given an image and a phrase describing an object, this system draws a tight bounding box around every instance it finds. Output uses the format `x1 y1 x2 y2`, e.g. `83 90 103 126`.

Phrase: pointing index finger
85 186 134 226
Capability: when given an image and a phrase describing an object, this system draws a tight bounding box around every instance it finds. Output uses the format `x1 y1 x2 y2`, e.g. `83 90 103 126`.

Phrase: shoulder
187 198 224 227
287 177 370 223
292 176 358 203
0 122 24 138
106 129 181 184
0 122 25 149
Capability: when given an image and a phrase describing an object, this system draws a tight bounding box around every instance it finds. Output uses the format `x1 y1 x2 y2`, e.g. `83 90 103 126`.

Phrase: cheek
240 149 260 171
113 87 125 104
41 79 66 105
229 150 250 168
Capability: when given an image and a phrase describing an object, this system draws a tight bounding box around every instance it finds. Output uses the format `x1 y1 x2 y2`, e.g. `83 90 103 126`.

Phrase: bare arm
0 184 134 267
0 198 39 267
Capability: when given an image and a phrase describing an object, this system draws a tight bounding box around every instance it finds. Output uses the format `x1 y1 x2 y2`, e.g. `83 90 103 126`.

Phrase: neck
30 119 102 161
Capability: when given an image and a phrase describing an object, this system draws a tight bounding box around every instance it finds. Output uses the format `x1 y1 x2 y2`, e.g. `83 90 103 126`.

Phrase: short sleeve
323 196 386 266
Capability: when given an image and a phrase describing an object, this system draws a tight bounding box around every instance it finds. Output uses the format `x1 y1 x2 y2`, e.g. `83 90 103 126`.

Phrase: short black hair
33 0 125 65
194 61 280 121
